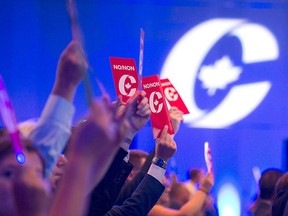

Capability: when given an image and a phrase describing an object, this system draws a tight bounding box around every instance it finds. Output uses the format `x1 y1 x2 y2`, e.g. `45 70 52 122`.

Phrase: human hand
155 125 177 162
52 40 88 101
199 172 214 194
69 95 129 175
169 106 183 135
114 91 150 139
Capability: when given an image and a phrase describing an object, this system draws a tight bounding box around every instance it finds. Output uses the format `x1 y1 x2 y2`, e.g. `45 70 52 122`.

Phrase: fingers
159 125 168 141
136 96 150 117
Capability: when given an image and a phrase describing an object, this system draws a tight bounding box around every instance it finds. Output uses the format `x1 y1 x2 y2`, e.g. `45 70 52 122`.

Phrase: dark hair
0 132 46 177
259 168 283 200
189 169 202 181
169 182 190 209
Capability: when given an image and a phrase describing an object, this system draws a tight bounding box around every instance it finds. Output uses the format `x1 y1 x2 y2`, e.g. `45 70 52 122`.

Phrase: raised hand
69 95 129 174
49 95 130 216
52 40 88 101
169 106 184 135
199 172 214 194
155 125 177 162
114 90 150 142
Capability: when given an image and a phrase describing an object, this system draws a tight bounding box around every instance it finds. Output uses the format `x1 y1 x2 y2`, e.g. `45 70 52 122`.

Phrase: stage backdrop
1 1 288 215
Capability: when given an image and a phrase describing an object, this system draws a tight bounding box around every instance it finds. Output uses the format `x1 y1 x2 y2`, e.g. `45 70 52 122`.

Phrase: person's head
126 149 148 182
275 172 288 195
271 172 288 216
259 168 283 200
169 182 190 209
189 168 204 184
0 134 45 216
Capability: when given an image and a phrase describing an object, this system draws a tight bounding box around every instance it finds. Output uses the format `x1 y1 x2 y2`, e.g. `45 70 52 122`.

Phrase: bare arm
149 172 214 216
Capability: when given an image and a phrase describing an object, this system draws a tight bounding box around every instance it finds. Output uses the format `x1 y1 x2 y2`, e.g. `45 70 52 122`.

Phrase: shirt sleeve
147 164 166 184
29 94 75 178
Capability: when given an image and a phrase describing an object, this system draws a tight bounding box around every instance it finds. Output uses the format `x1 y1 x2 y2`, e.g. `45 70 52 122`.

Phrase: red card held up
142 75 174 138
160 78 190 114
110 57 139 103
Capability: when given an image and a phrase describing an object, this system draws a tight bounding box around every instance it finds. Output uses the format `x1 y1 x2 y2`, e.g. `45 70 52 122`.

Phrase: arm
87 148 133 216
105 174 165 216
29 41 86 177
149 172 214 216
49 95 129 216
108 126 177 216
114 148 155 205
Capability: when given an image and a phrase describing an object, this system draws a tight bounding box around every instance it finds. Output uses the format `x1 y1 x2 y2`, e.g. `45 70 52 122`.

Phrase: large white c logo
160 18 278 128
149 91 163 113
164 87 179 102
119 75 137 97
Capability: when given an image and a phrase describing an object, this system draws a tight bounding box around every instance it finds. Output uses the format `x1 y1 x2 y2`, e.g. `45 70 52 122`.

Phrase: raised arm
49 95 129 216
149 172 214 216
29 41 87 177
105 125 177 216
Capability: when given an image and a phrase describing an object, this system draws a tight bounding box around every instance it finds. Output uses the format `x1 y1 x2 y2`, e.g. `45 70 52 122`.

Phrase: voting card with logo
142 75 174 138
160 78 190 114
110 57 139 103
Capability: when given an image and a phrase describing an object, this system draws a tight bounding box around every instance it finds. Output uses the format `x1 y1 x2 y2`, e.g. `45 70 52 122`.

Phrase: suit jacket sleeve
87 148 133 216
105 174 165 216
114 148 155 205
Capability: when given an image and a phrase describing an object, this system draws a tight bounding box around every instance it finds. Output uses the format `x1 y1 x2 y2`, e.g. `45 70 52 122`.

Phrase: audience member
185 168 204 198
272 172 288 216
28 40 87 178
0 133 49 216
126 149 148 182
148 171 214 216
247 168 283 216
169 182 191 209
49 94 130 216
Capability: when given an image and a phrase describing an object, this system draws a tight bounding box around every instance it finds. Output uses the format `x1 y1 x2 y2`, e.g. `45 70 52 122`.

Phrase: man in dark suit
88 125 176 216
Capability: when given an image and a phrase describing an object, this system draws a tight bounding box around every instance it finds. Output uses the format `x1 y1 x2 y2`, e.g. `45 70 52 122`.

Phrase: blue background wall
1 1 288 215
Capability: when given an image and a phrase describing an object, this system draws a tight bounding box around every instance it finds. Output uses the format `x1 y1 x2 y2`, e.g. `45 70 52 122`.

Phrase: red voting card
110 57 139 103
160 78 190 114
142 75 174 137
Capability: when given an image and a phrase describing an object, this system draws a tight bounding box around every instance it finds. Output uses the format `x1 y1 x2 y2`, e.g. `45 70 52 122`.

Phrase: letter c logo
119 75 137 97
164 87 179 102
160 18 278 128
149 91 163 113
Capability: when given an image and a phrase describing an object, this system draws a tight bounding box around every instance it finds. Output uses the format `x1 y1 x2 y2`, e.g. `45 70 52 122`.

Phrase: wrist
199 187 209 195
52 83 76 102
152 156 168 169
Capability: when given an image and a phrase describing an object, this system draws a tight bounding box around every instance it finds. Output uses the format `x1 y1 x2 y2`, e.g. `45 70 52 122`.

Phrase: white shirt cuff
147 164 166 184
123 150 130 162
39 94 75 128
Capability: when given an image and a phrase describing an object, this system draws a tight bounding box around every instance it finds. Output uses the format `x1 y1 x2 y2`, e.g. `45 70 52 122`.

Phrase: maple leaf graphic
154 100 159 106
125 83 131 89
198 56 242 96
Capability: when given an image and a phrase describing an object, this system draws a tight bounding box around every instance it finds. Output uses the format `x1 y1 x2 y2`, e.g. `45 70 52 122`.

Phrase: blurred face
157 176 171 207
0 151 44 216
50 155 68 192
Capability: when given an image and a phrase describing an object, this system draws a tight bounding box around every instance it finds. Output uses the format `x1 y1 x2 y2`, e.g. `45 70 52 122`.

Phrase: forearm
115 149 156 205
87 148 133 216
49 159 93 216
106 175 165 216
29 95 75 177
179 190 208 216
